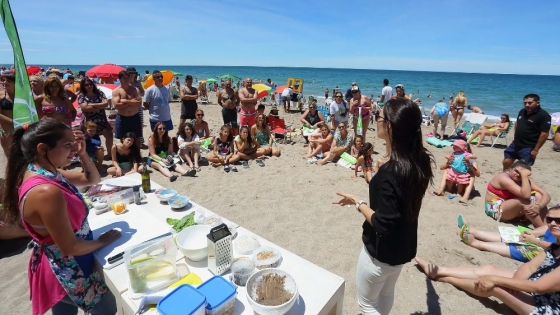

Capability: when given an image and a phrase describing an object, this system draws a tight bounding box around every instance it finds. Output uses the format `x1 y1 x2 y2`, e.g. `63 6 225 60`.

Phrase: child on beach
107 132 142 177
432 140 477 197
304 124 333 162
352 142 374 183
234 125 269 167
84 121 104 171
207 125 241 172
177 122 201 172
351 135 364 159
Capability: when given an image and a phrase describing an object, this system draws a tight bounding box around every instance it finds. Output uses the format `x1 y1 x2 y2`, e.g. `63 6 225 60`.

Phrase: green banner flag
0 0 38 128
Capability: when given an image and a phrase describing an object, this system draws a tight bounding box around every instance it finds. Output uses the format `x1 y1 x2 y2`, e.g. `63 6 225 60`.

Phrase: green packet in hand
200 138 212 147
340 152 357 165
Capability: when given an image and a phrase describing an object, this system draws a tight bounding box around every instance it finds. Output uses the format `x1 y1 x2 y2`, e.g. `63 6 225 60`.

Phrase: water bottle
133 185 141 205
141 162 151 193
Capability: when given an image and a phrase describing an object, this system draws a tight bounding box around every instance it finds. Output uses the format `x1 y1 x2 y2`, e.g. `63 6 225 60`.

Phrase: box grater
207 223 233 275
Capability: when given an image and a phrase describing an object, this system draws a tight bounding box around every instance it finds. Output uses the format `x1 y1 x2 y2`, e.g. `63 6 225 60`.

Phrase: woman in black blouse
334 98 434 314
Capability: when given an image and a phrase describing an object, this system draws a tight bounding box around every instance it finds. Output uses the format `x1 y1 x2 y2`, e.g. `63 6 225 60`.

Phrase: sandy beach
1 93 558 315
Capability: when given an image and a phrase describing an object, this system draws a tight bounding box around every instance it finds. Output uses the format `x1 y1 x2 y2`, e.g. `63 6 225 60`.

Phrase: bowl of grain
246 268 298 315
252 246 282 270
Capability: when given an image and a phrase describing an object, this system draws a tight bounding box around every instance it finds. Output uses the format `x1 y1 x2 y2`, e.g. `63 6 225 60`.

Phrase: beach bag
337 152 357 168
356 107 363 135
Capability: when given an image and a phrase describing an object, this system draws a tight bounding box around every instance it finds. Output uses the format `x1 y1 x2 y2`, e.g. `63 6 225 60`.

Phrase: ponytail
0 118 71 224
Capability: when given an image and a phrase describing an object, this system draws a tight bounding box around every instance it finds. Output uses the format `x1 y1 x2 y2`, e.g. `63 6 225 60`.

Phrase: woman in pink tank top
0 118 121 315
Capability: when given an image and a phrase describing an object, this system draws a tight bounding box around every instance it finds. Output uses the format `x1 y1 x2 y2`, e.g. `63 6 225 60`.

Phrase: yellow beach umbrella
142 70 175 89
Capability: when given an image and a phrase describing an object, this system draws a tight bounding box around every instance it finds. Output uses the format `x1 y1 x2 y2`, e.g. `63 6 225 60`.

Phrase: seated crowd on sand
1 65 560 315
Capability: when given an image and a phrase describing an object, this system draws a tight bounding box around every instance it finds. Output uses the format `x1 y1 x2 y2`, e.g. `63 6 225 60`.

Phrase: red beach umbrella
86 63 125 78
275 85 287 94
26 66 41 75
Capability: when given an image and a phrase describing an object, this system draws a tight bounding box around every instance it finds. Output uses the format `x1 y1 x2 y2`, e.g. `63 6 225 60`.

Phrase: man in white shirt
380 79 393 104
143 70 173 131
281 86 293 112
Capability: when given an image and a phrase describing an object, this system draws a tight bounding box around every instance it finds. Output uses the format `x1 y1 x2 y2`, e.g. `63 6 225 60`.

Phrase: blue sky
0 0 559 75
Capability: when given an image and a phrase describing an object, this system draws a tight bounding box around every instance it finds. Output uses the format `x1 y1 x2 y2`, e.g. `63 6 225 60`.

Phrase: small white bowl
93 202 108 210
175 225 211 261
156 189 178 202
168 195 190 209
246 268 299 315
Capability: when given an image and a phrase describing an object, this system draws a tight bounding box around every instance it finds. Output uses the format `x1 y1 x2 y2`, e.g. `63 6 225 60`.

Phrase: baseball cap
271 105 278 111
351 86 360 92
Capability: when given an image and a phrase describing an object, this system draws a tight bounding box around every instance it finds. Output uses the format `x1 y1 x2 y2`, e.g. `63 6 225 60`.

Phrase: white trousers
356 246 404 315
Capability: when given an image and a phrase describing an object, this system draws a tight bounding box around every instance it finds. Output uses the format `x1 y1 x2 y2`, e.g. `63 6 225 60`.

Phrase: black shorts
114 113 143 140
222 107 238 128
180 101 197 120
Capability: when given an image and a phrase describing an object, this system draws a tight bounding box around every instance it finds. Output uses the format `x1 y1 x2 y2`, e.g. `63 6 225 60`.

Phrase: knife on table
107 232 172 265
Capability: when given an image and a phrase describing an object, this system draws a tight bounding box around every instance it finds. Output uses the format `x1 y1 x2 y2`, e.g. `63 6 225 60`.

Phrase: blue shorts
150 119 173 132
509 243 543 262
115 113 143 140
504 143 534 165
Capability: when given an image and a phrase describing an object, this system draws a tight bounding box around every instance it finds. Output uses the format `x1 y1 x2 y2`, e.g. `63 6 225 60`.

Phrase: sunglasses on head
546 216 560 224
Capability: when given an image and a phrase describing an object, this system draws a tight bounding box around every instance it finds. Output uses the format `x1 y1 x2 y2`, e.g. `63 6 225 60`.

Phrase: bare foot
414 257 440 280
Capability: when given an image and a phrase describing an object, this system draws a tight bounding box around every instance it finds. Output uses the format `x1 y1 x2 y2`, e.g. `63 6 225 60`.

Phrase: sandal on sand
459 200 473 206
169 175 178 182
223 165 230 173
184 169 196 177
256 160 265 167
230 165 238 172
195 166 201 172
426 132 434 137
242 161 249 168
457 215 466 228
460 225 471 244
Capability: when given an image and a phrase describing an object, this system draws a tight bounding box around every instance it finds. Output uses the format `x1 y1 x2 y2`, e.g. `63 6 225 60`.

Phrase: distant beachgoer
267 78 276 103
429 100 450 138
345 82 357 103
281 85 293 112
78 78 113 153
269 105 280 118
450 91 468 129
485 160 551 227
457 215 556 263
415 206 560 315
143 70 149 82
179 75 198 126
467 105 484 114
392 84 420 105
238 78 258 127
143 70 172 132
380 79 392 104
329 92 349 130
108 132 142 177
1 118 120 315
431 140 476 199
502 94 551 170
325 88 329 100
0 73 16 156
349 86 372 141
467 114 510 147
304 124 333 161
317 122 353 166
35 75 76 125
333 98 434 315
30 74 44 98
112 71 143 148
218 79 238 134
553 127 560 151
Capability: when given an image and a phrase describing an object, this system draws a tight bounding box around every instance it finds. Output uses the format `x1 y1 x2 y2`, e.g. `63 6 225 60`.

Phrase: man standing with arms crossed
502 94 551 170
238 78 258 127
143 70 173 131
112 71 143 147
178 74 198 127
218 79 239 135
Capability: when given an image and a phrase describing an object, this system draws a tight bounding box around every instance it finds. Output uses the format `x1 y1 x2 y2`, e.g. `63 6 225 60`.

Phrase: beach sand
1 93 558 315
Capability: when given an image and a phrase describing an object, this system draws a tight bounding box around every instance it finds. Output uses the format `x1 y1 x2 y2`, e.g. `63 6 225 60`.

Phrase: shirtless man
238 78 258 127
112 71 143 147
467 105 484 114
218 79 239 135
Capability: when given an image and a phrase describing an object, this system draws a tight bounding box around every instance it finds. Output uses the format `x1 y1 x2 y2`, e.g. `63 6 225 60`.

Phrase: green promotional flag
0 0 38 128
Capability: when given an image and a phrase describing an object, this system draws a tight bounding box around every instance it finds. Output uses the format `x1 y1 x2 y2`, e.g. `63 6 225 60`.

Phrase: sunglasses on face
545 216 560 224
335 95 342 98
197 114 204 117
154 76 163 79
338 125 346 129
84 83 93 87
157 127 166 131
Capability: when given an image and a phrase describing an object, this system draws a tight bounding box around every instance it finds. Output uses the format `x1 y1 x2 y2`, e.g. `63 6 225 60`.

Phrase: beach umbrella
275 85 287 94
218 74 240 81
86 63 125 78
26 66 41 75
252 83 273 99
207 78 217 83
143 70 174 89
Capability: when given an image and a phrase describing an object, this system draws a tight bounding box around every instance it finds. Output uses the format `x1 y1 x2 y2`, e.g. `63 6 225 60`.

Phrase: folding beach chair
268 116 297 144
490 121 514 148
317 105 331 123
456 113 488 137
199 96 209 105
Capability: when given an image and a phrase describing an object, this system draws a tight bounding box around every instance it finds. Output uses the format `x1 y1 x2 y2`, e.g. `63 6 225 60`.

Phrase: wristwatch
356 200 367 212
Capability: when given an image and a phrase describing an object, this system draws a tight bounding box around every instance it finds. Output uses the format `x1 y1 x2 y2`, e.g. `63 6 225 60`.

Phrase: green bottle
141 162 151 193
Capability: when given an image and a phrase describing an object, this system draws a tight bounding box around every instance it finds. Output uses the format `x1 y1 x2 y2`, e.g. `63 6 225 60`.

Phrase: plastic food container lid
157 284 206 315
234 235 261 255
196 276 237 311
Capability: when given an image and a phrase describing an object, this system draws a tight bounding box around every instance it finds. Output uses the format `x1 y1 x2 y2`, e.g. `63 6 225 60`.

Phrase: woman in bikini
0 74 18 157
392 84 421 105
349 86 373 141
35 75 76 125
467 113 510 146
192 109 214 147
485 160 551 227
451 91 468 129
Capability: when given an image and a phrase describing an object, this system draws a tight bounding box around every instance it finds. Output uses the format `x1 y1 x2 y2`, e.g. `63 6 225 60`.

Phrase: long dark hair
239 125 253 145
1 118 71 223
151 121 170 149
121 132 142 164
358 142 373 161
383 98 435 221
177 122 195 141
79 78 102 96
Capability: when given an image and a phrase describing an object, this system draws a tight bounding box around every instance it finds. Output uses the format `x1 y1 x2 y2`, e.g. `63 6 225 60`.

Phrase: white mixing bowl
246 268 299 315
175 225 211 261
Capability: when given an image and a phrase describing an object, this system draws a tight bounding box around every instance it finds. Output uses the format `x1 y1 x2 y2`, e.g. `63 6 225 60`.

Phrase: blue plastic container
196 276 237 315
157 284 207 315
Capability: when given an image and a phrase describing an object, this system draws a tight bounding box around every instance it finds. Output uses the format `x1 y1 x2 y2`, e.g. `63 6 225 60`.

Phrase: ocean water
46 65 560 119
